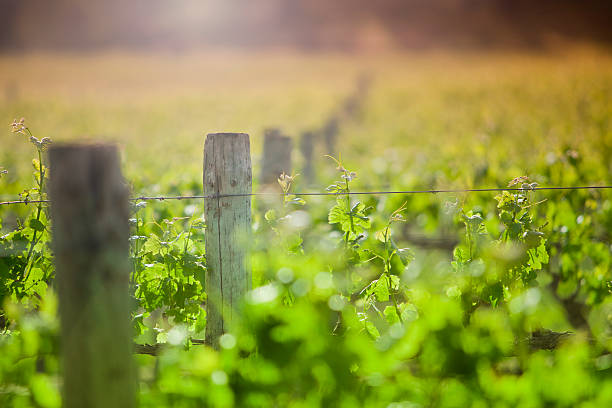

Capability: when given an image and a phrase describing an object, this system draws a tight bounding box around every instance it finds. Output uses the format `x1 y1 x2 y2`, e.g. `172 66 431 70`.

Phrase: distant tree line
1 0 610 51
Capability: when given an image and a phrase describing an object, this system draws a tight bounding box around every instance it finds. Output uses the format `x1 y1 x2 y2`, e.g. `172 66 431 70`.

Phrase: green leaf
29 218 45 232
194 309 207 333
523 230 544 248
389 274 400 291
500 211 513 225
156 331 168 343
132 313 146 336
375 229 390 243
365 321 380 339
328 202 347 225
328 198 371 235
384 305 400 324
30 374 61 408
462 213 484 229
143 235 163 253
399 303 419 322
507 222 522 240
396 247 415 266
453 247 467 263
446 285 462 298
374 277 390 302
264 209 277 221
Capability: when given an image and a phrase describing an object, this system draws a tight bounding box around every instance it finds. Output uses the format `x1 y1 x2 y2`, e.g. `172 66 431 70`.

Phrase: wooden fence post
49 144 136 408
203 133 252 347
323 116 339 155
260 128 292 185
4 80 18 103
299 130 315 184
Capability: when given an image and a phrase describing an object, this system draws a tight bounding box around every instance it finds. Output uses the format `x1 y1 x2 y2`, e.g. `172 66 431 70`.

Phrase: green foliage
1 120 53 330
131 207 207 338
326 157 371 247
2 53 612 407
451 185 552 319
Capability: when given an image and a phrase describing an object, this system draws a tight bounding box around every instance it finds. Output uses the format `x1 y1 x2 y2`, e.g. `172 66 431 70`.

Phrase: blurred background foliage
1 1 612 405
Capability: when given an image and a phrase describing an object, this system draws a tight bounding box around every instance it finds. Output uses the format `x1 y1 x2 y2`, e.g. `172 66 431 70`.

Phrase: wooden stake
323 116 339 155
260 128 292 185
203 133 252 347
299 130 315 184
49 144 136 408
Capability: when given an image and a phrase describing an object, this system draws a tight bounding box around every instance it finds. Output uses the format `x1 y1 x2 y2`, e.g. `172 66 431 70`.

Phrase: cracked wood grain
203 133 252 348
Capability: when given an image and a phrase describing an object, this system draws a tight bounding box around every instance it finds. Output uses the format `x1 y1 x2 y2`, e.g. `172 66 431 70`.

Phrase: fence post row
203 133 252 348
49 144 136 408
260 128 293 185
45 94 356 399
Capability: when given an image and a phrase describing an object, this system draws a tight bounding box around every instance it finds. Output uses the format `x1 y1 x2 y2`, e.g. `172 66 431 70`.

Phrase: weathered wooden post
323 116 339 156
203 133 252 347
49 144 136 408
260 128 292 185
299 130 315 184
4 80 19 103
355 73 372 102
342 95 359 119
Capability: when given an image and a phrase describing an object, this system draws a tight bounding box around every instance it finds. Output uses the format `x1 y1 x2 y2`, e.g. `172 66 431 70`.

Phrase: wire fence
1 185 611 206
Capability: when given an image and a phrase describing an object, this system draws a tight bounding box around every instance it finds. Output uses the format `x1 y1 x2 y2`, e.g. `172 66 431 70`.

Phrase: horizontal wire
1 185 611 206
0 199 50 205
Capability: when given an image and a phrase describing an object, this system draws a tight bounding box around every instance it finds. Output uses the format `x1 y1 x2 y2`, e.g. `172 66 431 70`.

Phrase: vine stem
344 175 355 247
384 226 404 324
22 148 45 284
342 174 355 298
130 211 142 285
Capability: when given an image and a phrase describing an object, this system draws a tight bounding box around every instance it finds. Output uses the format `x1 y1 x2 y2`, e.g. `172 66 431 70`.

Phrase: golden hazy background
1 0 611 52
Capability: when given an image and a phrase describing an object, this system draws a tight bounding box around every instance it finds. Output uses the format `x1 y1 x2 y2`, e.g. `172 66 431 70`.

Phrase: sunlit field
1 49 612 407
2 50 610 191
